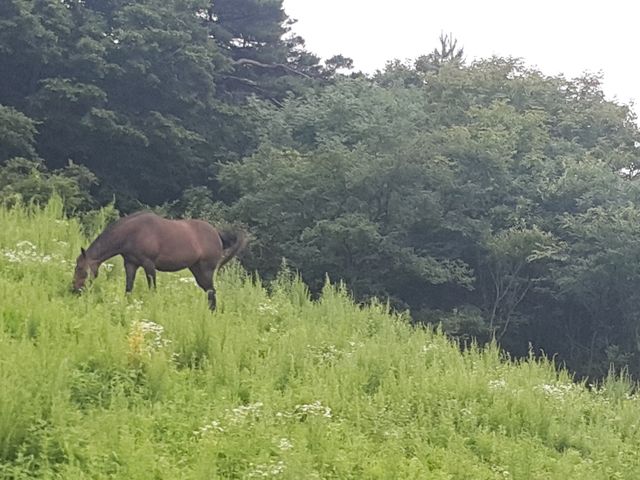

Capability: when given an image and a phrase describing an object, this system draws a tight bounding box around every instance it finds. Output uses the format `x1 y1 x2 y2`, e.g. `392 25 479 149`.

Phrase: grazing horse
72 211 247 310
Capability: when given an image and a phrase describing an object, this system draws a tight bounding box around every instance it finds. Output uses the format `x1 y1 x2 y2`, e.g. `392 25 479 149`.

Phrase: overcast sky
283 0 639 117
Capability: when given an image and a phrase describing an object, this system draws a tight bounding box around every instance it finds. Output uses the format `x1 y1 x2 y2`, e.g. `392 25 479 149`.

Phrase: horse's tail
217 229 248 270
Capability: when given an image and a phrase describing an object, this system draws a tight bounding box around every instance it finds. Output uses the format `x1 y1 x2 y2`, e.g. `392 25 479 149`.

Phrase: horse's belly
154 255 198 272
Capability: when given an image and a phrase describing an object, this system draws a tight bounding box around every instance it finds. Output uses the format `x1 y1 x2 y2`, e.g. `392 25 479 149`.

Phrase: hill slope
0 200 639 479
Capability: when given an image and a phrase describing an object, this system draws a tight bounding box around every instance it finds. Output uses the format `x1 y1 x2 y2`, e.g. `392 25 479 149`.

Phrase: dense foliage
2 0 640 378
220 61 640 378
2 201 640 478
0 0 330 207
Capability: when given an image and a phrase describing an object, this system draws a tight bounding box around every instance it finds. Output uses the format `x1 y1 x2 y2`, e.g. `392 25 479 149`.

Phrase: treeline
2 0 640 379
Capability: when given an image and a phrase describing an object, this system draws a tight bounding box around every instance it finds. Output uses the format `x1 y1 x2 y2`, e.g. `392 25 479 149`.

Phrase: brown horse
72 211 247 310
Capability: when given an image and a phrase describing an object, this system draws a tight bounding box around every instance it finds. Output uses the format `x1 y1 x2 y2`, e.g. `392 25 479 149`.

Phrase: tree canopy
219 59 640 378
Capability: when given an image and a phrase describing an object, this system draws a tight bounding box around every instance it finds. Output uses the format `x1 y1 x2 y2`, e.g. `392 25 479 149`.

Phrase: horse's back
116 213 220 269
119 213 217 244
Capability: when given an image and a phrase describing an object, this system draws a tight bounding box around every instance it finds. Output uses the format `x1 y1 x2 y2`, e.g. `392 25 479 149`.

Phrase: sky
283 0 639 117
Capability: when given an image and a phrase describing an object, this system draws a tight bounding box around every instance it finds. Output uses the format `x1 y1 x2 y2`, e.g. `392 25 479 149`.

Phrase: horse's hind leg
207 289 216 311
189 263 216 310
142 260 157 289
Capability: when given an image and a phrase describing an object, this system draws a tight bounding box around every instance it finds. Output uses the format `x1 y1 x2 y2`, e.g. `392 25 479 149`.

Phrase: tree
481 226 564 341
220 56 640 379
0 158 97 212
0 0 259 208
0 105 38 162
220 79 477 306
415 33 465 73
207 0 349 102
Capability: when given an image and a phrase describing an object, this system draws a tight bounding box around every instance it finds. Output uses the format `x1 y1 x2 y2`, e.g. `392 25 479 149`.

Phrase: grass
0 198 639 479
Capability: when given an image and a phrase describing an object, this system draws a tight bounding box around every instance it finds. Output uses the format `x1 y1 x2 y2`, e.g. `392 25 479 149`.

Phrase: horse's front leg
124 260 138 293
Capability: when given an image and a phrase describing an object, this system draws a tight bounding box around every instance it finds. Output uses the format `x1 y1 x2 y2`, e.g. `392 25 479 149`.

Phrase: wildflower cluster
247 459 286 478
228 402 264 425
491 464 512 479
296 400 332 419
125 299 144 311
590 385 639 403
488 379 507 390
193 420 224 436
277 400 332 421
257 300 279 316
127 320 171 363
2 240 62 265
535 383 576 399
421 343 440 354
277 437 293 451
307 343 341 363
194 402 264 437
308 340 364 364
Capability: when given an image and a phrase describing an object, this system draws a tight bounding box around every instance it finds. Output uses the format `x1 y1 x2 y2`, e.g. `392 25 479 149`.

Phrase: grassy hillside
1 200 639 479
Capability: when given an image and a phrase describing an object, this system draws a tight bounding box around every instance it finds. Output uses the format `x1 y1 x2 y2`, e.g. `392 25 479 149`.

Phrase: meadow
1 200 639 479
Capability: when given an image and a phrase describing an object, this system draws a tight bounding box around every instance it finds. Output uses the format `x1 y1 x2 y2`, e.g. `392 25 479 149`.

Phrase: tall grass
0 198 639 479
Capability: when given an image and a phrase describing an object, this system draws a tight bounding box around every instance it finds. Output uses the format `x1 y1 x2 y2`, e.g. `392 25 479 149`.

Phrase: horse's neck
87 230 122 264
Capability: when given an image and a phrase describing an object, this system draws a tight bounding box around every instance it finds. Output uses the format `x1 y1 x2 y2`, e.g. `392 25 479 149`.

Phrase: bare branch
231 58 312 79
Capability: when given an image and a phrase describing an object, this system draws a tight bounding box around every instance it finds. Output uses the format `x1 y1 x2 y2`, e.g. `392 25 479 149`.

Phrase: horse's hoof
207 290 217 311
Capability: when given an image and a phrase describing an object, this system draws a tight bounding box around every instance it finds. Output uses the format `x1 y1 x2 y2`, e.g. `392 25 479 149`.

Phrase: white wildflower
346 341 364 357
194 420 225 436
535 383 575 399
491 464 511 479
126 299 144 311
139 320 171 350
276 400 333 421
229 402 264 424
292 400 332 419
248 460 286 478
3 250 19 263
257 301 278 315
277 438 293 451
128 319 171 356
194 402 265 439
421 343 438 353
2 240 62 264
488 379 506 390
308 343 341 363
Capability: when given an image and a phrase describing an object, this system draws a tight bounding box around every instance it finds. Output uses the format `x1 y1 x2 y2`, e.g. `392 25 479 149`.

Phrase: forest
2 0 640 380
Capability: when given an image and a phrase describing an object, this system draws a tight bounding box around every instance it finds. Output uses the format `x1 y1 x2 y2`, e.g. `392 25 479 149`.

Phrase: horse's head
72 248 99 293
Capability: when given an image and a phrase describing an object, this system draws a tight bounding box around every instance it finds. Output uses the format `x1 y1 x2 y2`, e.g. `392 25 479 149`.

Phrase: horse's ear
80 247 86 258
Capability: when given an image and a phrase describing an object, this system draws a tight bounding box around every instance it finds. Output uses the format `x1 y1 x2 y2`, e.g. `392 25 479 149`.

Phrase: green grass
1 199 640 479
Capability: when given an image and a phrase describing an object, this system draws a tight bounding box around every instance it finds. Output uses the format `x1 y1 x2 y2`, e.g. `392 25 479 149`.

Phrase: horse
72 211 247 310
